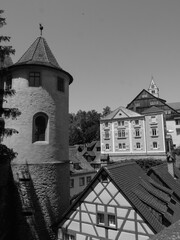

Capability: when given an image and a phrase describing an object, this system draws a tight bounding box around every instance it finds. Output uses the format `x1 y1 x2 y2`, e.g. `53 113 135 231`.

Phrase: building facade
100 106 166 161
2 36 73 240
127 78 180 148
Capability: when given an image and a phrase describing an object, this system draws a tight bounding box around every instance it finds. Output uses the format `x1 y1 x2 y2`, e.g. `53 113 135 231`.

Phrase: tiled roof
149 219 180 240
167 102 180 111
56 162 180 234
15 37 61 70
105 162 180 233
147 163 180 199
69 146 94 172
101 106 142 120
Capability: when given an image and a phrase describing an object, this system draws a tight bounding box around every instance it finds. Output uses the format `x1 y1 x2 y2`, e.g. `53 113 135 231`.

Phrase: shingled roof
147 163 180 201
105 162 180 233
149 219 180 240
15 37 61 69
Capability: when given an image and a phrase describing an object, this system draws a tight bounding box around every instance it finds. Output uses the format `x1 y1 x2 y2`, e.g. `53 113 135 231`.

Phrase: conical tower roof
15 37 61 69
11 36 73 84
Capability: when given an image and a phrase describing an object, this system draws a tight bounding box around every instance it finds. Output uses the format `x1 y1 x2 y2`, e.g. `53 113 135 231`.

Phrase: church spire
148 76 159 98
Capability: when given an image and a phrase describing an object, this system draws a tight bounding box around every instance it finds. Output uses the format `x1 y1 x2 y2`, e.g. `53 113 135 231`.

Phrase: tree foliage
69 106 111 145
0 10 20 162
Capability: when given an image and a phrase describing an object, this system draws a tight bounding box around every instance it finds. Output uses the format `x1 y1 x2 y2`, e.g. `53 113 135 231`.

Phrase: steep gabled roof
126 89 179 114
167 102 180 111
56 162 180 233
101 106 142 121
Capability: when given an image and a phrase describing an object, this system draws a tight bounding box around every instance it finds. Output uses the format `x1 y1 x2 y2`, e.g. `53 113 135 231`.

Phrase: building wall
101 113 166 160
3 65 71 240
166 119 180 148
70 171 96 198
144 114 166 154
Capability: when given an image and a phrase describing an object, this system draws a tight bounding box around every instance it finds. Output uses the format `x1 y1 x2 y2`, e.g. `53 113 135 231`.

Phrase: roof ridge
31 37 41 63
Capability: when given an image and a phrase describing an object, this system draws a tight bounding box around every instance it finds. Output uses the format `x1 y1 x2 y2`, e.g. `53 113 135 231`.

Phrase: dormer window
29 72 41 87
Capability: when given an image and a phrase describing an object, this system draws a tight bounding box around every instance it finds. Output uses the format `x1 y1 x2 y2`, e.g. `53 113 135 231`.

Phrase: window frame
104 130 110 139
86 176 92 184
79 177 85 186
135 119 139 125
153 141 158 149
29 72 41 87
70 179 74 188
32 112 49 143
118 120 124 127
119 143 126 150
105 144 110 150
97 212 117 229
118 129 125 138
136 142 141 149
57 76 65 92
175 119 180 125
135 128 140 137
152 128 157 136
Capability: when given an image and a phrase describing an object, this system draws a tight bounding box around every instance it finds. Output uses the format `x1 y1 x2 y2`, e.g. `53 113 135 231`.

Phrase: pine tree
0 10 21 162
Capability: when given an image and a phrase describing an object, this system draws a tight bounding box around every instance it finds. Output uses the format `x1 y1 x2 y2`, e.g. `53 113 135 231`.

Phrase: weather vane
39 23 43 36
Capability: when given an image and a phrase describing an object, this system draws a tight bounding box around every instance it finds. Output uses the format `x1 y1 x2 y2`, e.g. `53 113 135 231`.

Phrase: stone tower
148 76 159 98
3 36 73 240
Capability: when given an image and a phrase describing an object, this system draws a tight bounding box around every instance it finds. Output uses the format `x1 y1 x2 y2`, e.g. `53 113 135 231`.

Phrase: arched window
33 113 48 143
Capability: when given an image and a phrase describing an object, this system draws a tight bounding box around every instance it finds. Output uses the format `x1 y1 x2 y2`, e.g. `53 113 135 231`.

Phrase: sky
1 0 180 114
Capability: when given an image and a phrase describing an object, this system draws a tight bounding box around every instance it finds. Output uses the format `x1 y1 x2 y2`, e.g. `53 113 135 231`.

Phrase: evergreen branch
1 108 21 119
0 128 18 137
0 144 17 162
0 36 11 42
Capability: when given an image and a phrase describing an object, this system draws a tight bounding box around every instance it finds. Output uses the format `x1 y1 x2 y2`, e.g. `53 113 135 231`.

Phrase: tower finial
39 23 43 36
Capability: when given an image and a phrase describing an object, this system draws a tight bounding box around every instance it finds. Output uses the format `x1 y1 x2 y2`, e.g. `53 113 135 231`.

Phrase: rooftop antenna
39 23 43 36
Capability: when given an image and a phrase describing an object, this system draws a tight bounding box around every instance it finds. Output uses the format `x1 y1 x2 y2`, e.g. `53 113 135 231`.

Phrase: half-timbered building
57 162 180 240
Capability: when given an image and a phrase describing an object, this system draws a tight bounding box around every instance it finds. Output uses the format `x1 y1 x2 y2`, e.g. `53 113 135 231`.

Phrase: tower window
33 113 48 143
29 72 41 87
57 77 65 92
